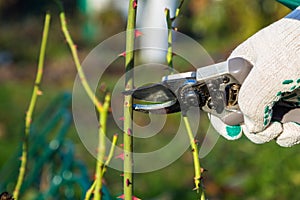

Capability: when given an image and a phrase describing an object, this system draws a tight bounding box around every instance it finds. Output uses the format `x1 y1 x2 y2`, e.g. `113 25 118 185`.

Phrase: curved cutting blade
126 83 177 103
133 99 181 114
124 83 181 113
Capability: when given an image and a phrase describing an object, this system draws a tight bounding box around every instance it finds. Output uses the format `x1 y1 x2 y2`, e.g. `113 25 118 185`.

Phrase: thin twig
165 8 173 70
59 12 103 113
59 10 111 199
84 181 96 200
102 134 118 175
183 117 202 192
94 94 110 200
165 0 184 72
84 134 118 200
13 13 51 200
165 1 206 198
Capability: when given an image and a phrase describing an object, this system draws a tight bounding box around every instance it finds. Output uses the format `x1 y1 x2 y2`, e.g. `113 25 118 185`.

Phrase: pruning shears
125 57 300 125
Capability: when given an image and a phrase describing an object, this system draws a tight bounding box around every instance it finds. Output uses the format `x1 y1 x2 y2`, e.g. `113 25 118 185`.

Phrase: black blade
125 83 177 103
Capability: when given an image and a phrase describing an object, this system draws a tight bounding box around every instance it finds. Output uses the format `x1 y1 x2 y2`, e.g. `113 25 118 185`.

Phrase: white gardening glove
210 6 300 147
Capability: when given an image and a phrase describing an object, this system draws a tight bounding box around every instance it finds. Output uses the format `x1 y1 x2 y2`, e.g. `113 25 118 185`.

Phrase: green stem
183 116 206 199
165 0 184 73
13 13 50 200
201 190 206 200
59 12 103 113
84 181 96 200
94 94 110 200
60 10 114 200
165 1 206 198
165 8 173 70
101 134 118 175
84 134 118 200
183 117 201 192
123 0 138 199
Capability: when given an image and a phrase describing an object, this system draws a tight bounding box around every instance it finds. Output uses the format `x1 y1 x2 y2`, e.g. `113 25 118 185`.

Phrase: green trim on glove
225 125 242 138
277 0 300 10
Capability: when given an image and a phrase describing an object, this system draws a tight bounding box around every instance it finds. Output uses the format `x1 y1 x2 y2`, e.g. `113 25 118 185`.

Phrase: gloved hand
209 6 300 147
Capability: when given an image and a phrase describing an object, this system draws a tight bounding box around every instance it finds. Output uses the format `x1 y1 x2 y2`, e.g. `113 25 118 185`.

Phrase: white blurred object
86 0 111 13
114 0 179 63
136 0 178 63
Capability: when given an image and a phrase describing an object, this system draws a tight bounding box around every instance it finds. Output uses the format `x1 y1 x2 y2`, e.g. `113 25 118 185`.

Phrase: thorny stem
84 134 118 200
123 0 138 199
60 12 103 113
60 11 116 200
13 13 50 200
165 1 206 198
94 94 110 200
183 117 202 192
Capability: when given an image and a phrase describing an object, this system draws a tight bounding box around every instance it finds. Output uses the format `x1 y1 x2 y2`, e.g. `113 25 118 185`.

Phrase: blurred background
1 0 299 199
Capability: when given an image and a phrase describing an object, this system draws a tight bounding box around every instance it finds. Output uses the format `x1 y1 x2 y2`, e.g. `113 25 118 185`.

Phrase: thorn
133 0 137 9
37 89 43 96
115 153 124 160
127 128 132 136
119 52 126 57
126 178 132 186
73 44 77 49
200 168 207 173
120 173 124 176
135 30 143 38
119 116 125 121
120 143 124 147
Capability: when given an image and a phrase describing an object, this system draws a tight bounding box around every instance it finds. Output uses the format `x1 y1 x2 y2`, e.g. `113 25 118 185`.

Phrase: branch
94 94 110 200
84 134 118 200
183 117 202 192
123 0 138 199
13 13 51 200
165 1 206 198
59 12 103 113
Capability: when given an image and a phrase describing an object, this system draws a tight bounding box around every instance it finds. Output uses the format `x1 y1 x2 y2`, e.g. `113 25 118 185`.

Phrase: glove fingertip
276 122 300 147
209 114 242 140
225 125 243 140
243 122 282 144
